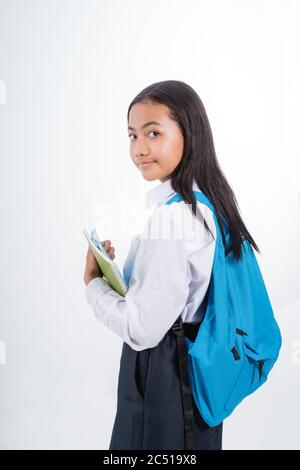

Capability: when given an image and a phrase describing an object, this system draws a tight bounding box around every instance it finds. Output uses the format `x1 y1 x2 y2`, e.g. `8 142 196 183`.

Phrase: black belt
171 315 199 450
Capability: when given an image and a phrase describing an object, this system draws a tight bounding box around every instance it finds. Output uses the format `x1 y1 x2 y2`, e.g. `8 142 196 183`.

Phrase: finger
87 246 93 258
102 240 111 250
87 247 96 262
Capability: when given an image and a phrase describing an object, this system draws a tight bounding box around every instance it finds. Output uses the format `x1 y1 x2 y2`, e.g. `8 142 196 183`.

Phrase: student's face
128 101 184 182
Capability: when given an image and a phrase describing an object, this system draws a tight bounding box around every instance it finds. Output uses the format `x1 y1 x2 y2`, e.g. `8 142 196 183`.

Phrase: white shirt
85 178 217 351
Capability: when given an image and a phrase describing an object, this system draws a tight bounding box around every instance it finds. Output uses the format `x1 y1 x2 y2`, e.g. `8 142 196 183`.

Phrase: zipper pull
257 360 264 381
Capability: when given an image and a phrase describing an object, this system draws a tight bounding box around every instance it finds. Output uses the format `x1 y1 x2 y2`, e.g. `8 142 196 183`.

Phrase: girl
83 80 260 450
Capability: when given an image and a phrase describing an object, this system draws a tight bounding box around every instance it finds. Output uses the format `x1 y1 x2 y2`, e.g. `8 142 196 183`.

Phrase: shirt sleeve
84 202 216 351
85 234 190 351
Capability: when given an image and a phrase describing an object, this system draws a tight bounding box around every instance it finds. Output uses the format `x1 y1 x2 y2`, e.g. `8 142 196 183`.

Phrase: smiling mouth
139 162 155 169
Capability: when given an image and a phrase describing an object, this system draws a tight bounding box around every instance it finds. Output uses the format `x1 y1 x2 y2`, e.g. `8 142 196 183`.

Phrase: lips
139 161 154 169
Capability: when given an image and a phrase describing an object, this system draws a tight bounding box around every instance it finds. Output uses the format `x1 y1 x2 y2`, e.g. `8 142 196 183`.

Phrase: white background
0 0 299 450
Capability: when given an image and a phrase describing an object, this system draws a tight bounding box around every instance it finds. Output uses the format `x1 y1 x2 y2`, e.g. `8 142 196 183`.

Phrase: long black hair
127 80 260 261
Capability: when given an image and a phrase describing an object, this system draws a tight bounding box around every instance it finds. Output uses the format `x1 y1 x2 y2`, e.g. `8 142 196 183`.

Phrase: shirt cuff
85 276 113 311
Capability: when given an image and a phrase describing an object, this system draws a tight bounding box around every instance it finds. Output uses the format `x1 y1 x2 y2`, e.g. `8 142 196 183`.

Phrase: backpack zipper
257 360 264 381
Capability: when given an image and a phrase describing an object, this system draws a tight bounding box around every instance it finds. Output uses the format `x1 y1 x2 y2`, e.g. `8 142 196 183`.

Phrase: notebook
83 228 128 297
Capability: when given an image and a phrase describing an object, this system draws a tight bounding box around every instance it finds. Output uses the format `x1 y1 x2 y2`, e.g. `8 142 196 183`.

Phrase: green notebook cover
83 229 128 297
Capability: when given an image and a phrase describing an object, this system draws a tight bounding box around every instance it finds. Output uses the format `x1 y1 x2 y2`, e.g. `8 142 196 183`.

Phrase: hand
83 240 116 286
101 240 116 261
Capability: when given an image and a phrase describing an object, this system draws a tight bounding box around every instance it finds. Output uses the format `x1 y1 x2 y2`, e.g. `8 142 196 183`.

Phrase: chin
141 173 159 182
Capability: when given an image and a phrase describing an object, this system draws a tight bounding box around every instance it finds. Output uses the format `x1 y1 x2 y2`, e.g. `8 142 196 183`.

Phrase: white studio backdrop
0 0 299 450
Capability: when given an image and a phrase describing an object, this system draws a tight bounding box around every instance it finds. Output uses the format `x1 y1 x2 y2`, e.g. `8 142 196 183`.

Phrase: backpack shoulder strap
165 190 214 212
165 190 227 257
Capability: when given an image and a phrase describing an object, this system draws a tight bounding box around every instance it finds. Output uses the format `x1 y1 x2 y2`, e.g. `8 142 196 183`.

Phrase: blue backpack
166 191 282 428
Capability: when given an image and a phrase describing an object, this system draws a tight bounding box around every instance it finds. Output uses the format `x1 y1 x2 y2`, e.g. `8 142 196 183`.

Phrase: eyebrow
127 121 162 131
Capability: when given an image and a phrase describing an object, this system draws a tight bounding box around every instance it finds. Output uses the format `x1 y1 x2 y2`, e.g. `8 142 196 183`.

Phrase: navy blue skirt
109 319 223 450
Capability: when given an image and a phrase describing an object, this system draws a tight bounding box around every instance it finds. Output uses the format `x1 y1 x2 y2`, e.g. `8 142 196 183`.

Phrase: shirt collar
145 178 201 209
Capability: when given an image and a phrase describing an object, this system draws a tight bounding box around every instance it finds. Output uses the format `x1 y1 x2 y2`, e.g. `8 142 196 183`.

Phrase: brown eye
149 131 160 138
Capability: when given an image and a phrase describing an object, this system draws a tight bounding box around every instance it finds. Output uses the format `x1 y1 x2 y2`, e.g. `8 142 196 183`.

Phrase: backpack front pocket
185 320 282 426
224 321 282 412
224 355 272 412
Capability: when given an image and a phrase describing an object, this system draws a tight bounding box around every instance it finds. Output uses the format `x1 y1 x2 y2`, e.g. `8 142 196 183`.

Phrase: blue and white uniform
85 178 223 450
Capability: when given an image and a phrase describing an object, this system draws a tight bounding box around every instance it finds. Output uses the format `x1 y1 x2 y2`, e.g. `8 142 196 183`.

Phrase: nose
132 139 150 158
